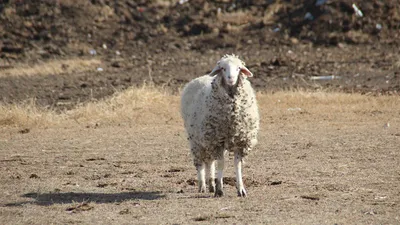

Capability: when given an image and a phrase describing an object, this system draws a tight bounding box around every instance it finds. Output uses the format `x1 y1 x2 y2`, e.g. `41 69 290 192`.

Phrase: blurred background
0 0 399 109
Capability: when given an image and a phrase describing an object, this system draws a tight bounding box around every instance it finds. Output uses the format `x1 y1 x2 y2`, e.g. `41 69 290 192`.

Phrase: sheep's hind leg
205 160 216 193
234 152 247 197
196 161 206 193
215 155 225 197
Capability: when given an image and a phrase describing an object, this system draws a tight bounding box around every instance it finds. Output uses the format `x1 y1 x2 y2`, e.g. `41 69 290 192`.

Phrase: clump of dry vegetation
66 84 180 125
0 99 59 127
0 84 180 128
0 85 398 129
259 91 397 114
0 59 101 77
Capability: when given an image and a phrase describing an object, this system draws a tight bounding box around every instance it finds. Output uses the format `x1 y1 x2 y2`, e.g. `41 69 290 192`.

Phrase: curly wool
181 69 259 166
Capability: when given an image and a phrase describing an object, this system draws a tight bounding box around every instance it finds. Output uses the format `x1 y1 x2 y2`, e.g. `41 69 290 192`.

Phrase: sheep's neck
213 75 244 99
210 76 247 119
209 76 251 150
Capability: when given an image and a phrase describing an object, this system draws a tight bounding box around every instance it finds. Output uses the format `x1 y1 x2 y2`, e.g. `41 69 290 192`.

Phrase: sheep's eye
222 68 226 71
237 67 241 71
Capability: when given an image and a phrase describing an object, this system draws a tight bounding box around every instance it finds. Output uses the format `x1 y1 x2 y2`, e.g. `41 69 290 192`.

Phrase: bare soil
1 109 400 224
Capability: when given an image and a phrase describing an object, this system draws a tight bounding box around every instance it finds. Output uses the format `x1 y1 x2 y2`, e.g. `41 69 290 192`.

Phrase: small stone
89 49 96 55
18 128 30 134
270 180 282 185
29 174 39 179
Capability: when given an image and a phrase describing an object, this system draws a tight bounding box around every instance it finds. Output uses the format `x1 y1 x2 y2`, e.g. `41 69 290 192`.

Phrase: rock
29 174 39 179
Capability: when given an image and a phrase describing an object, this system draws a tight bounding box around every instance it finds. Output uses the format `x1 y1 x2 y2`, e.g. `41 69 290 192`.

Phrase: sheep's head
209 54 253 86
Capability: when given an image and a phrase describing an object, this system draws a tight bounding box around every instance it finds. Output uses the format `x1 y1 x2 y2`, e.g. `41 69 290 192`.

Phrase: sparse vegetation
0 59 102 77
0 86 398 128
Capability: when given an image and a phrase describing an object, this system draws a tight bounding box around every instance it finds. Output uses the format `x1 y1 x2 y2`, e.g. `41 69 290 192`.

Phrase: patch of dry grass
0 87 398 128
217 11 255 25
259 91 398 114
262 1 286 25
0 59 102 77
0 84 180 128
393 57 400 71
0 99 60 128
67 84 180 126
258 91 399 127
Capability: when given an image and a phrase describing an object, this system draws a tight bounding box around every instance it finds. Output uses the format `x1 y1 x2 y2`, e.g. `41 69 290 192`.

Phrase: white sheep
181 54 259 197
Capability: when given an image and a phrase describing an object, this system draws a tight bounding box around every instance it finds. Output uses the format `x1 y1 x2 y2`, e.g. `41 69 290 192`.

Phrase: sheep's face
209 55 253 87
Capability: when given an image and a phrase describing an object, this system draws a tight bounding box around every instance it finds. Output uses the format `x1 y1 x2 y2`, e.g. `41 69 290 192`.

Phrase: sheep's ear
209 66 221 76
240 66 253 77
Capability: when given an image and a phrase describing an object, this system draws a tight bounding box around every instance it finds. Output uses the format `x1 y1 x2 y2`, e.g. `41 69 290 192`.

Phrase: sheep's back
180 75 213 128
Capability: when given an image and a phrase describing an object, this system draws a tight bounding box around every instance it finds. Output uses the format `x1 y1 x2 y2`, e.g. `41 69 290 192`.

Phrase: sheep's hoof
209 184 215 193
214 189 224 197
237 189 247 197
198 185 206 193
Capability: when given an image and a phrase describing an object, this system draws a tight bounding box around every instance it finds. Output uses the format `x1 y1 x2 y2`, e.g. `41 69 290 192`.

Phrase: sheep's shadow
5 191 164 207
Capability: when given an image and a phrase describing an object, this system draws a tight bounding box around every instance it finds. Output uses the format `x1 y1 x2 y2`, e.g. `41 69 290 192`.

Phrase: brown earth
1 99 400 224
1 0 400 110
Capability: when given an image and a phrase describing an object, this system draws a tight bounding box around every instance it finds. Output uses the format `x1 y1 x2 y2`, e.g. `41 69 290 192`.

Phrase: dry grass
66 84 180 126
259 91 398 114
262 1 286 25
257 91 399 129
0 59 102 77
0 86 398 128
393 57 400 71
0 99 59 128
217 11 255 25
0 84 179 128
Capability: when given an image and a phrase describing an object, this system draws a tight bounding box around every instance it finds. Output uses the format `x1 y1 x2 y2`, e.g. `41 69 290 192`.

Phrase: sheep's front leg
235 152 247 197
215 156 225 197
205 160 216 193
196 162 206 193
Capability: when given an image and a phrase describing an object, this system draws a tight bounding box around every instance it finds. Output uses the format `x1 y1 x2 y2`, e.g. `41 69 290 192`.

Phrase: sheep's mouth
221 77 240 98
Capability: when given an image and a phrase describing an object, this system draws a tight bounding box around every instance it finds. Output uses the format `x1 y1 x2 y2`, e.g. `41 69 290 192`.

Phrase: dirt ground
1 0 400 224
1 105 400 224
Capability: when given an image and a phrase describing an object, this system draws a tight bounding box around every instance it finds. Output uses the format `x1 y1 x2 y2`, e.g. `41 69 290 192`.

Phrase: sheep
181 54 259 197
